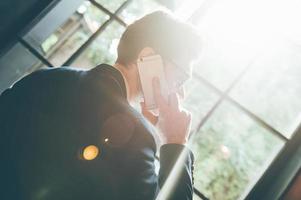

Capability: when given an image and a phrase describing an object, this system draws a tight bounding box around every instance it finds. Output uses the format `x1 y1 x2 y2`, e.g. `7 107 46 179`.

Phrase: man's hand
140 101 159 125
152 77 192 145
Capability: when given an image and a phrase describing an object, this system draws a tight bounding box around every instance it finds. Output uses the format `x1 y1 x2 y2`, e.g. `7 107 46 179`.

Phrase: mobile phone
137 55 169 110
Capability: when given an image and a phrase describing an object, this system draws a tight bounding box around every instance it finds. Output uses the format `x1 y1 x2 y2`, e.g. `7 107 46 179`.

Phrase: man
0 11 202 200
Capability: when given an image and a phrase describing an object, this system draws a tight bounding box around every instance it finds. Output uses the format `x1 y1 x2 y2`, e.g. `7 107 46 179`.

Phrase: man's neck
113 63 131 102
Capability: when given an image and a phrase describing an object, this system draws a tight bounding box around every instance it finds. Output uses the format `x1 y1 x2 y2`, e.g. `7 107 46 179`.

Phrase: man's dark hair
116 10 202 66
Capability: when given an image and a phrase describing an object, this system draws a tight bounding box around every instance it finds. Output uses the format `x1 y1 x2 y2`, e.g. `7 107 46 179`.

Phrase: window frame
11 0 301 199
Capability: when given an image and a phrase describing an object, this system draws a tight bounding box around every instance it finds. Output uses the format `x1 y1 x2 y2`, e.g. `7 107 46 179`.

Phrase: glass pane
72 21 125 69
41 1 109 67
230 43 301 138
193 193 203 200
191 0 258 91
95 0 125 12
182 77 219 131
193 37 256 92
192 0 296 92
174 0 206 20
189 100 284 200
118 0 165 24
192 0 301 93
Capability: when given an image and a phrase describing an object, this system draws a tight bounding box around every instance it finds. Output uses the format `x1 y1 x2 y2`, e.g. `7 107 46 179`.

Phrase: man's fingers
140 101 159 125
169 92 179 108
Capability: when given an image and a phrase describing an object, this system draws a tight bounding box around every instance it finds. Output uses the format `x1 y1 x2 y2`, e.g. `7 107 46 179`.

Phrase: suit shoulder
6 67 85 92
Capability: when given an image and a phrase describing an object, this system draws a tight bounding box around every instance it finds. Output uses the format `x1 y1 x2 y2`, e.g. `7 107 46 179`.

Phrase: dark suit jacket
0 64 194 200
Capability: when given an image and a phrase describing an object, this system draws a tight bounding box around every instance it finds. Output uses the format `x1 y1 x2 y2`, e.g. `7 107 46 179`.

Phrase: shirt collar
91 64 127 99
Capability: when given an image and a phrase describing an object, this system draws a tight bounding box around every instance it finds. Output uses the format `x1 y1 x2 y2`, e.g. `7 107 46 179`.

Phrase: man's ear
137 47 156 60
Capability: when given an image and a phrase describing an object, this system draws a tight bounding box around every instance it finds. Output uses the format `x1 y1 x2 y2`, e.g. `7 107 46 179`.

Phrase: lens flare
82 145 99 160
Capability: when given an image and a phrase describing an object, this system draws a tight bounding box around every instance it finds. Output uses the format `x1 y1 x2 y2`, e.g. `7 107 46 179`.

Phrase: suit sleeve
158 144 195 200
115 118 195 200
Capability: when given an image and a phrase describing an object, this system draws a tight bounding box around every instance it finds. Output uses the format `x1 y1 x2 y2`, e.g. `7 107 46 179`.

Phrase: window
183 78 219 131
118 0 164 24
95 0 125 12
230 45 301 138
189 101 284 199
40 1 109 67
15 0 301 199
72 20 125 68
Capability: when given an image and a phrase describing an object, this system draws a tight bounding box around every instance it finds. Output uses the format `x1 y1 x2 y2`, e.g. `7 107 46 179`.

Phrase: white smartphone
137 55 169 110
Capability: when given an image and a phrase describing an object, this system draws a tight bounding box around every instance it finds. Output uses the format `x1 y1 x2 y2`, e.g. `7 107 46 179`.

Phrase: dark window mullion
189 91 223 137
193 73 289 142
18 37 54 68
191 59 254 136
194 187 210 200
89 0 128 27
62 19 111 66
63 0 132 66
226 95 289 142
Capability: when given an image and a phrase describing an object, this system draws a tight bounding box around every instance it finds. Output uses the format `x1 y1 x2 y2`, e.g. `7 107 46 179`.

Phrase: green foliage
119 0 164 23
42 34 58 53
190 101 283 200
79 21 125 66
